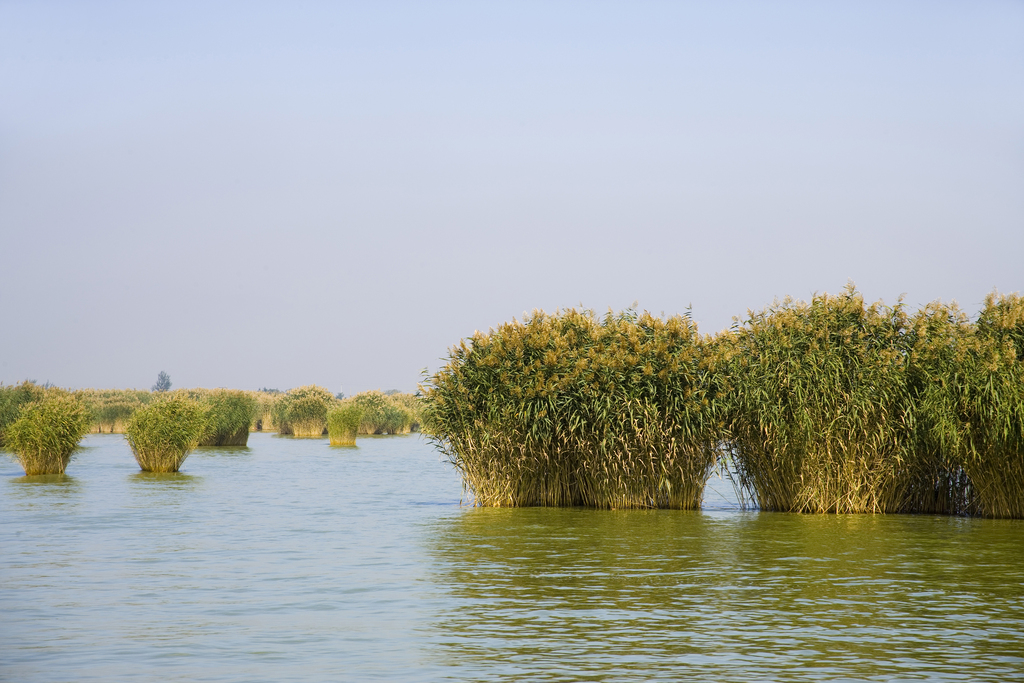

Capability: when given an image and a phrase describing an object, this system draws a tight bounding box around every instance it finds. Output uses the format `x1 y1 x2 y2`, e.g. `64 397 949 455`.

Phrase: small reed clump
327 404 363 445
423 308 726 509
384 392 425 433
348 390 415 435
196 389 257 446
5 391 91 475
125 396 206 472
275 385 334 437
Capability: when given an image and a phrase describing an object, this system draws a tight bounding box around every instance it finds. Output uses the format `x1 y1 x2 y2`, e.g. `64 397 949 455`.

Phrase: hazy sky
1 1 1022 394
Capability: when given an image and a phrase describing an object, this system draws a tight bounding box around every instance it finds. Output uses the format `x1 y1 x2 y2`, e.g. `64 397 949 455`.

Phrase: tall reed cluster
424 309 726 508
424 288 1024 517
719 290 923 514
907 292 1024 518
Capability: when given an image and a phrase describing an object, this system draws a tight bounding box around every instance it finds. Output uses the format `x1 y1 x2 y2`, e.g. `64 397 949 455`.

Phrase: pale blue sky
1 1 1022 394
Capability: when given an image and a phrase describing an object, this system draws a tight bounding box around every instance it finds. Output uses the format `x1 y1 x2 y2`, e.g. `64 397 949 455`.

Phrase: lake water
2 433 1023 682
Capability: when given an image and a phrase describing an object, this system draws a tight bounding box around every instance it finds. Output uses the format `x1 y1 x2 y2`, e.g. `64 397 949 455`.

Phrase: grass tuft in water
5 390 91 475
327 404 362 445
125 396 206 472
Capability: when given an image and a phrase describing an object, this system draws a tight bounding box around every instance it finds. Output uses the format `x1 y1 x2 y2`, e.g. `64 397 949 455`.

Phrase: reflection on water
195 445 251 457
129 471 201 489
426 508 1024 682
9 473 79 487
5 472 81 515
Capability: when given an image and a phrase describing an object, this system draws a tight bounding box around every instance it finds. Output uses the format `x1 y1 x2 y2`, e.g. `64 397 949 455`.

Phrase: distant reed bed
78 389 152 434
424 288 1024 517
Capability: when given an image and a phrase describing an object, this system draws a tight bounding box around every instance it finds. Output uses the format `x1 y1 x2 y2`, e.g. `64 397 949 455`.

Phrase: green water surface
2 433 1022 681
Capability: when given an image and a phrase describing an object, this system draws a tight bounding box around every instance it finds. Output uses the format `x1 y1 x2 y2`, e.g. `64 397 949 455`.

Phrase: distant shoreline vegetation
422 287 1024 518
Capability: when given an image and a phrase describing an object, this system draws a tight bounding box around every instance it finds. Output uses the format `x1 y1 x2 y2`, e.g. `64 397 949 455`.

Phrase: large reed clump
5 390 91 475
275 385 334 437
0 381 46 446
424 308 726 509
125 396 206 472
349 391 411 435
721 286 923 514
327 404 363 445
196 389 258 446
911 293 1024 518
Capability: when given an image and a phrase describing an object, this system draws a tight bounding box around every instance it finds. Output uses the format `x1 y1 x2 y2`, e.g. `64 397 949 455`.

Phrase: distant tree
152 371 172 393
